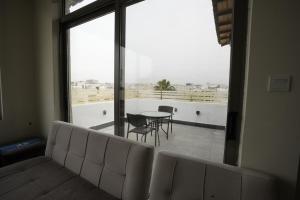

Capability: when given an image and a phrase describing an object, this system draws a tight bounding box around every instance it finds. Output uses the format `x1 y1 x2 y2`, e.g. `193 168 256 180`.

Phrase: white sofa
150 151 278 200
0 121 154 200
0 121 277 200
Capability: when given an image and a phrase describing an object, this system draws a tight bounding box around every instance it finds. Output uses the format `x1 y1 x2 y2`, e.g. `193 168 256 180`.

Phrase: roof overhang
212 0 234 46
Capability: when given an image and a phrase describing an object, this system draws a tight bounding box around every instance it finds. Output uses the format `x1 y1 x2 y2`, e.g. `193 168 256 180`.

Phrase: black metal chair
158 106 174 137
126 113 155 143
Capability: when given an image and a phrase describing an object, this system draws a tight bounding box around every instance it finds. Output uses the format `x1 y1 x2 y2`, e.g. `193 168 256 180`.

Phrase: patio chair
126 113 155 143
158 105 174 137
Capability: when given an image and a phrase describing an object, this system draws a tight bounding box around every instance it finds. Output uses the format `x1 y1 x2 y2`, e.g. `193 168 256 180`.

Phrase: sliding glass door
122 0 230 162
68 13 115 132
62 0 248 165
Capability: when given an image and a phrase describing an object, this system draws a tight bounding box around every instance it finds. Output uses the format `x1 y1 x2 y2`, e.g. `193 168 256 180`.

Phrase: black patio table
140 111 171 146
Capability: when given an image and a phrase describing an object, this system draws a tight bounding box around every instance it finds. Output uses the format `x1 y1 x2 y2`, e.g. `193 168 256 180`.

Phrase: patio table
141 111 171 146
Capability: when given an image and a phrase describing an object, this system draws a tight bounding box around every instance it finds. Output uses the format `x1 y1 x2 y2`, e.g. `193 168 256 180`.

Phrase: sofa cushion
241 170 278 200
0 157 119 200
65 127 89 174
149 152 206 200
49 122 73 165
35 177 119 200
204 165 241 200
80 132 108 186
0 156 48 179
150 151 277 200
122 144 154 200
45 121 154 200
0 158 75 200
99 139 131 199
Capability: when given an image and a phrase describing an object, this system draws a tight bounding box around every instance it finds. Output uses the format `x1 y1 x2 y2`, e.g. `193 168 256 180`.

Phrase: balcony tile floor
98 123 225 163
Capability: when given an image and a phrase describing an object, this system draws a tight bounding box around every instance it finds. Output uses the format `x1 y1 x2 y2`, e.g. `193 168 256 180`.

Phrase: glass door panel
124 0 230 162
69 13 115 133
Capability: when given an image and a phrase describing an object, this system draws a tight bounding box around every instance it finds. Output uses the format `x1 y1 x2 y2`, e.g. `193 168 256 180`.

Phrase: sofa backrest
45 121 154 200
149 151 278 200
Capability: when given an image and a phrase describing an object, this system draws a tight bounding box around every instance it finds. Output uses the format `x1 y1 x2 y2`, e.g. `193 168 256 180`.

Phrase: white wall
132 99 227 125
0 0 40 144
72 99 227 128
34 0 62 138
0 0 62 143
240 0 300 199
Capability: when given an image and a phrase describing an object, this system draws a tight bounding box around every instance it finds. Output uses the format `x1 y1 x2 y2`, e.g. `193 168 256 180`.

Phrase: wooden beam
220 35 230 40
220 38 229 42
212 0 232 46
212 0 221 45
218 20 231 26
220 41 230 45
219 29 231 34
217 9 232 16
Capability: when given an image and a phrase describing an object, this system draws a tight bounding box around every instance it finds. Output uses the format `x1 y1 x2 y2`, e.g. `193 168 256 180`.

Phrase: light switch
267 75 291 92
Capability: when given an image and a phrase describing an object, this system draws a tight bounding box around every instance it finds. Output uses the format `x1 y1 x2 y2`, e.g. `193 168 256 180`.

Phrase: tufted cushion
45 121 154 200
0 157 75 199
99 139 131 199
122 144 154 200
241 170 279 200
65 127 89 174
35 177 119 200
150 152 206 200
0 157 119 200
80 132 109 186
45 122 60 158
0 156 48 179
204 165 241 200
149 151 278 200
47 122 73 165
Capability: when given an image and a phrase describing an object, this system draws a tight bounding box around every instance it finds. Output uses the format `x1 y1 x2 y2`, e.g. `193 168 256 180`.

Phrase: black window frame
60 0 249 165
61 0 142 136
223 0 249 165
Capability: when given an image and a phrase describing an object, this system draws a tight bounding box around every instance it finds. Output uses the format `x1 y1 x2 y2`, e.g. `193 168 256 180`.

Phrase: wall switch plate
267 75 291 92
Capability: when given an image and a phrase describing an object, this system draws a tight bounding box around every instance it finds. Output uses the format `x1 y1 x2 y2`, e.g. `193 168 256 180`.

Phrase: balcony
71 85 227 163
100 123 225 163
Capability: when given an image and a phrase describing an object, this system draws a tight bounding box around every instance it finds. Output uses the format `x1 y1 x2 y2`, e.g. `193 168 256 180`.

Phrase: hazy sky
70 0 231 85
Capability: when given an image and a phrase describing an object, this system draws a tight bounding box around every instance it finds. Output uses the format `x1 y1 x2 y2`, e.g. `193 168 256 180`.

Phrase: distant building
85 79 99 84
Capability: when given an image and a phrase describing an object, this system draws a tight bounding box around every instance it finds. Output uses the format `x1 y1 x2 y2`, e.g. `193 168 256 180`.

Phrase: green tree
154 79 175 100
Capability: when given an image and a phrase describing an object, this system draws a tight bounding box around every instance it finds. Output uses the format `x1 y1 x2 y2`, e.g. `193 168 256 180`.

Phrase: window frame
0 67 3 120
223 0 249 165
61 0 130 136
60 0 249 165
